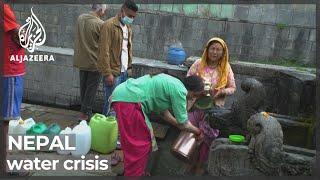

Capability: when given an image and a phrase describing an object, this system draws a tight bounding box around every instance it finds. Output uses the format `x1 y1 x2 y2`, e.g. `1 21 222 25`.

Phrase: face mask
121 16 134 25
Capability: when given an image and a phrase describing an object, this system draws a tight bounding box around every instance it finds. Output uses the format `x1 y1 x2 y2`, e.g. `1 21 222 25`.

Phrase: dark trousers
79 70 101 116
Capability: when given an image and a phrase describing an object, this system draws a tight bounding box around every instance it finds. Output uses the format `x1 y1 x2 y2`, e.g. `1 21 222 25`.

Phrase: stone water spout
247 112 284 175
204 77 266 136
207 112 315 176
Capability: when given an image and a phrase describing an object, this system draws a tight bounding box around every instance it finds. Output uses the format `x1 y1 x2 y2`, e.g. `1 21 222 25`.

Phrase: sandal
111 152 122 166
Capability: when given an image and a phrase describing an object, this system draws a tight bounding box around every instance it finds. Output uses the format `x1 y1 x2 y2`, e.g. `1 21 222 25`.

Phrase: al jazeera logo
10 7 55 63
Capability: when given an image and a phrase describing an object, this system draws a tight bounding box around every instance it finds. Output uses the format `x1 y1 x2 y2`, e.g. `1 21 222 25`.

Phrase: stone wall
23 48 85 108
21 44 316 149
9 3 316 116
136 4 316 28
22 46 315 119
132 57 316 117
22 47 105 113
207 138 315 175
11 4 316 66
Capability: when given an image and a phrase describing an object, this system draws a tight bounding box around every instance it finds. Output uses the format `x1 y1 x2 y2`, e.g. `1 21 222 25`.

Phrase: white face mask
121 9 134 25
121 15 134 25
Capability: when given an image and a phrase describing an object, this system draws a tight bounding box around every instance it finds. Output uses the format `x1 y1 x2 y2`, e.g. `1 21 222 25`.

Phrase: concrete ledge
185 56 315 81
133 57 187 71
132 54 316 117
230 61 316 82
36 46 74 56
34 46 316 81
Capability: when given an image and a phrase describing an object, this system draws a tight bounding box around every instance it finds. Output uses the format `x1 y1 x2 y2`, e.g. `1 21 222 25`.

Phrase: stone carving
205 78 266 135
207 112 315 176
233 78 267 130
247 112 283 175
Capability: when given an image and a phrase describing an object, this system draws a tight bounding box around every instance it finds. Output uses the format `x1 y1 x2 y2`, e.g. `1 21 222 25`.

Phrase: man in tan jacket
97 0 138 115
73 4 108 121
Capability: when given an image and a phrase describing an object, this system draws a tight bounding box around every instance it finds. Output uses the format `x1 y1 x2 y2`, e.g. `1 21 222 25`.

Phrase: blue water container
167 47 186 65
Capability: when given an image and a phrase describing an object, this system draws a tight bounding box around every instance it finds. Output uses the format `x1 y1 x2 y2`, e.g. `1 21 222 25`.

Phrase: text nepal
7 135 109 171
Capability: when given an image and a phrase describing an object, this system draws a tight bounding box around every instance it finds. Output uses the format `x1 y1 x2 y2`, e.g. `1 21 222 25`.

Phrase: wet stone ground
149 127 193 176
10 103 196 176
10 103 124 176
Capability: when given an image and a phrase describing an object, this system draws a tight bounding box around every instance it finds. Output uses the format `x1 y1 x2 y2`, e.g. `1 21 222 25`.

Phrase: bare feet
111 152 122 166
78 113 89 122
185 162 205 175
193 167 205 175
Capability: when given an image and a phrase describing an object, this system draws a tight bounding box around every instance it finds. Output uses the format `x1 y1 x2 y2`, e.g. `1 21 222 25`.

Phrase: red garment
3 4 25 77
112 102 152 176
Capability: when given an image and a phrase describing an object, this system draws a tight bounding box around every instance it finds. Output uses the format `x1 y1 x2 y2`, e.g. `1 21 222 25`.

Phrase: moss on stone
242 58 315 74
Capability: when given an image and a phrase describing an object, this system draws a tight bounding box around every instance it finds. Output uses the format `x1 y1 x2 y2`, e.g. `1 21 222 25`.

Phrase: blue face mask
121 16 134 25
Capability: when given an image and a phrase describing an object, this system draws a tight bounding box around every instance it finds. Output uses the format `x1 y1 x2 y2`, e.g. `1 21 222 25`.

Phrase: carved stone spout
247 112 284 175
208 112 315 176
205 78 266 136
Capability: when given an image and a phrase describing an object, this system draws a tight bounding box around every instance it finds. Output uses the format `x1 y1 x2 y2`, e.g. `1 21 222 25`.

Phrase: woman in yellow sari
187 37 236 106
186 37 236 174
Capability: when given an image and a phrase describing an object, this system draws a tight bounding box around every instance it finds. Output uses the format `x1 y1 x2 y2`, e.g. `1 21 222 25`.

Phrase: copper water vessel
171 131 197 163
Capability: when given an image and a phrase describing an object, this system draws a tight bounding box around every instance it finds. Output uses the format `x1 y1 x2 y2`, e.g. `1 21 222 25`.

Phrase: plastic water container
89 113 118 154
57 127 73 155
167 47 186 65
26 122 48 135
71 120 91 157
8 118 36 135
44 123 61 135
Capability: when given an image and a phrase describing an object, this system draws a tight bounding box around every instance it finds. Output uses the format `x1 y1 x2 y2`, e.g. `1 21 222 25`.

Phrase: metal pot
171 131 197 163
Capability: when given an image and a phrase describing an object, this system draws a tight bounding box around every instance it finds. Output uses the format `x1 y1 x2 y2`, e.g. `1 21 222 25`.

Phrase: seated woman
186 37 236 174
109 73 205 176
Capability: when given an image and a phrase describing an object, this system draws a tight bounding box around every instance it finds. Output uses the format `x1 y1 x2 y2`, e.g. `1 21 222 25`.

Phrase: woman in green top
110 73 205 176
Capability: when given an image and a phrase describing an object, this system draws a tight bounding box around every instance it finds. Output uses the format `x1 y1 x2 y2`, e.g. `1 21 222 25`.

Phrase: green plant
300 116 316 149
229 56 238 62
258 58 304 67
276 23 287 30
251 58 316 74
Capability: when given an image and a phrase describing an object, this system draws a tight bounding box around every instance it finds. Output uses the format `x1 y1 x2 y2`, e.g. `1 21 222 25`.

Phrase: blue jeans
102 71 128 115
1 76 24 121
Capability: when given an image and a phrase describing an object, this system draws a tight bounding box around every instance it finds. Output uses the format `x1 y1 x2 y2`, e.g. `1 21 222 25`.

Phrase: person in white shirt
96 0 138 116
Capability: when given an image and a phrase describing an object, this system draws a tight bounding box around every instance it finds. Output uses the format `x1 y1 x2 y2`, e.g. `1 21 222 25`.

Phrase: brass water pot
171 131 197 163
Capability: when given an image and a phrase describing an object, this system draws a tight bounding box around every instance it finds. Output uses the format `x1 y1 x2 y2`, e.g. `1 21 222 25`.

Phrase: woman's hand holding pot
213 88 226 98
195 129 204 144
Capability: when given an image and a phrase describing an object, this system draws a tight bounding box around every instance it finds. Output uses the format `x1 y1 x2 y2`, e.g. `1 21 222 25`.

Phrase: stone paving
10 103 124 176
8 103 194 176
